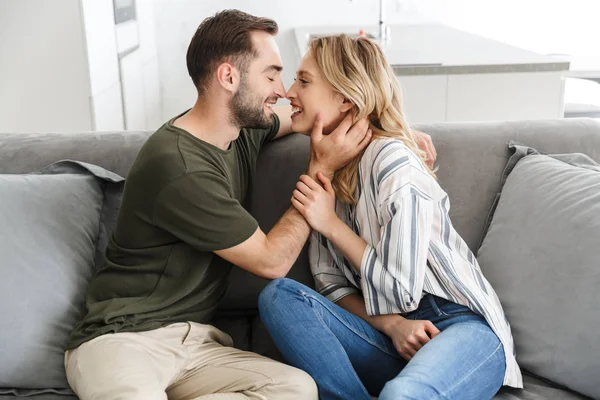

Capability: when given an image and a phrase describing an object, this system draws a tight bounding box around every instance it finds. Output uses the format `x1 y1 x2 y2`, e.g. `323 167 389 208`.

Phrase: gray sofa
1 118 599 399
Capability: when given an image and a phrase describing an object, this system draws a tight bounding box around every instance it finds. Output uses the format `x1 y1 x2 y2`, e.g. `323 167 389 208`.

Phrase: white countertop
294 24 570 75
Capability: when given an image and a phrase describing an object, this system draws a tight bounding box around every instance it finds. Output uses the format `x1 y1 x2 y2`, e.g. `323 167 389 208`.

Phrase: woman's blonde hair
308 35 436 205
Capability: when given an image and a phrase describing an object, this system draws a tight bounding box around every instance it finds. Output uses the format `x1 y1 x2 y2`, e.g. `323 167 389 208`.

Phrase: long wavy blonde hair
309 35 437 205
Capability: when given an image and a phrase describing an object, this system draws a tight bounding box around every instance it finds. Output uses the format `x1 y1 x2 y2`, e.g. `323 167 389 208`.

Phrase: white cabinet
397 72 565 124
397 75 447 124
80 0 125 131
142 59 163 131
446 72 565 122
120 51 147 131
295 25 568 125
92 82 125 131
0 0 160 133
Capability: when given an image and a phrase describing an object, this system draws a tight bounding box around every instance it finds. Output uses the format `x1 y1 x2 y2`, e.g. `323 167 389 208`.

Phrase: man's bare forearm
263 160 335 277
306 160 334 180
263 157 334 275
264 206 311 277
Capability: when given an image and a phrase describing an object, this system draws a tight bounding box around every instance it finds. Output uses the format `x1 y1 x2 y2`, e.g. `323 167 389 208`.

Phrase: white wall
2 0 595 131
81 0 124 131
152 0 382 119
117 0 163 131
387 0 600 59
0 0 93 132
0 0 162 133
137 0 162 131
153 0 599 121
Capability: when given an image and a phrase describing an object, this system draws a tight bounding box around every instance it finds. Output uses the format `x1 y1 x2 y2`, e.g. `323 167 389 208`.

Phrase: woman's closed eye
294 78 309 84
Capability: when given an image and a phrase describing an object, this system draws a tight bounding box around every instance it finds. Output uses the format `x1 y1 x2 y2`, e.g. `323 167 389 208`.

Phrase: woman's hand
291 172 338 235
383 317 441 361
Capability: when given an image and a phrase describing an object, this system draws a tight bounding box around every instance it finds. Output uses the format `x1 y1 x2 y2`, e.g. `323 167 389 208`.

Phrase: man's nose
274 80 286 98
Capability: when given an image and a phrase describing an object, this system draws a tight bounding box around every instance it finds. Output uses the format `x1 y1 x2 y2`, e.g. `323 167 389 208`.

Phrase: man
65 9 436 400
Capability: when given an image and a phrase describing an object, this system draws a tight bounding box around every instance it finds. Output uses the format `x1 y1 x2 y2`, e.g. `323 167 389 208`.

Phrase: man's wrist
307 160 334 180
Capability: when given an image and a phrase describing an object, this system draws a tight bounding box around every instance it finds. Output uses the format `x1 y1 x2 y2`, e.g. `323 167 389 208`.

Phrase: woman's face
286 52 353 135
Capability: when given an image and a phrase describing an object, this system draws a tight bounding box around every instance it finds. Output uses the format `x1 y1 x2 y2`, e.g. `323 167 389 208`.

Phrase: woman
258 35 523 400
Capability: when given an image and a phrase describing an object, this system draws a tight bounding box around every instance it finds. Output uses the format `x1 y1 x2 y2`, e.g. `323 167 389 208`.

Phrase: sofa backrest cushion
0 161 123 392
477 142 600 399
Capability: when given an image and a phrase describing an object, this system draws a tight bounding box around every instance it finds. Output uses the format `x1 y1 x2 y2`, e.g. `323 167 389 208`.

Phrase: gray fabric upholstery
225 118 600 310
0 391 75 399
219 134 315 310
413 118 600 251
0 161 123 392
0 131 151 177
249 321 591 400
1 117 599 399
476 143 600 399
210 313 252 352
0 395 78 399
495 374 590 399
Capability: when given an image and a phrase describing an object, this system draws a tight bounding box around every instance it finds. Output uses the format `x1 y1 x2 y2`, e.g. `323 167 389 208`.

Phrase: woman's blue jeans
259 278 505 400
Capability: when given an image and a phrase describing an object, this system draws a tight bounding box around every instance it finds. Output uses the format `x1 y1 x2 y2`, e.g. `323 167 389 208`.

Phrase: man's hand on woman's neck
307 112 372 180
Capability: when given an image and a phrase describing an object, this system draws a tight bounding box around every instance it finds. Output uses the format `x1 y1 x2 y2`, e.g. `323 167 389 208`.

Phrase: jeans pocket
438 302 474 317
403 308 430 320
427 295 446 317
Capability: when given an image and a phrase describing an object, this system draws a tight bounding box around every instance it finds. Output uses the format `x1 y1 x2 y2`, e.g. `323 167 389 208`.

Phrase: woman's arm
294 171 440 360
309 230 359 302
337 293 397 331
315 192 432 314
337 292 440 360
293 144 434 315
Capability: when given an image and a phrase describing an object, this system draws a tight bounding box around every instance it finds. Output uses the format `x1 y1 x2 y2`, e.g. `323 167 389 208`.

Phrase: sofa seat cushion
0 395 78 399
0 161 123 392
477 142 600 399
494 373 591 399
0 390 76 399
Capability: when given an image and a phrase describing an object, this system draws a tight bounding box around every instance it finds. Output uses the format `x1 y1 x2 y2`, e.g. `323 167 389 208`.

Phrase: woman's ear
339 98 354 113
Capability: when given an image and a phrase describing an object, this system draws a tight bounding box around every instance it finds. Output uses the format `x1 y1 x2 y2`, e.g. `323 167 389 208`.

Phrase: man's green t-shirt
67 112 280 349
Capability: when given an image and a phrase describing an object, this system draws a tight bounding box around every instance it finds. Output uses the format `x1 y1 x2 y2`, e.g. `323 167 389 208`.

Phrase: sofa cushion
477 142 600 399
494 373 591 399
0 395 78 400
0 131 150 177
0 389 77 398
219 134 315 311
0 161 124 392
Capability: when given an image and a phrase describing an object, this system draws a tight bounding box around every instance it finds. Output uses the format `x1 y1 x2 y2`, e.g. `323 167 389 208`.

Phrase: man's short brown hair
186 9 278 97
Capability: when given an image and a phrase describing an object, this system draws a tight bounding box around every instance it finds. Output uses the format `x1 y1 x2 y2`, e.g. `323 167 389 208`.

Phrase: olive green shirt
67 112 280 349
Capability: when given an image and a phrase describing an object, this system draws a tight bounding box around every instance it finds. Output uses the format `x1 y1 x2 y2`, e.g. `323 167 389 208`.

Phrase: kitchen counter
294 24 570 76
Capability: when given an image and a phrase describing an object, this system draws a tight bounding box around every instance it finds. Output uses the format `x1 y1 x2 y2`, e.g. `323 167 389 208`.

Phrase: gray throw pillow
477 142 600 399
0 161 124 393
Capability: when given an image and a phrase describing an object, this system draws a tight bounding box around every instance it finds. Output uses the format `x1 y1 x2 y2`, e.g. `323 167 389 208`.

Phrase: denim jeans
259 278 505 400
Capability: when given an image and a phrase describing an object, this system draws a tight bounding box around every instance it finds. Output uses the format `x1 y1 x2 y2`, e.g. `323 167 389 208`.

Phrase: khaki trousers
65 322 317 400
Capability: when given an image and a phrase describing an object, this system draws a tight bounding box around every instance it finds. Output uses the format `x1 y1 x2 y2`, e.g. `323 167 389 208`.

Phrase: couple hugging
64 9 521 400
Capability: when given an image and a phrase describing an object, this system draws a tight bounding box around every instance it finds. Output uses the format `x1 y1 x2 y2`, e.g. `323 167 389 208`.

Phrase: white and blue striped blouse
309 138 523 388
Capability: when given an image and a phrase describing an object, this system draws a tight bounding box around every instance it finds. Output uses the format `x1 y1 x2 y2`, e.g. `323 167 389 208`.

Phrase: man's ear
216 62 240 93
339 97 354 113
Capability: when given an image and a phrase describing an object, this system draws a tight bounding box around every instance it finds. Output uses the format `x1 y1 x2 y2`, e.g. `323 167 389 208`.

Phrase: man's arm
215 207 309 279
216 114 371 279
272 105 293 140
214 161 334 279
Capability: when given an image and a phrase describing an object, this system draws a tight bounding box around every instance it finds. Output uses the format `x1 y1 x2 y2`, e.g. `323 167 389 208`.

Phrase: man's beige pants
65 322 317 400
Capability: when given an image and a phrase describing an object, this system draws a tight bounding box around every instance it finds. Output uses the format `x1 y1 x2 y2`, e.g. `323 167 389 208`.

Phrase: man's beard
229 75 273 130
